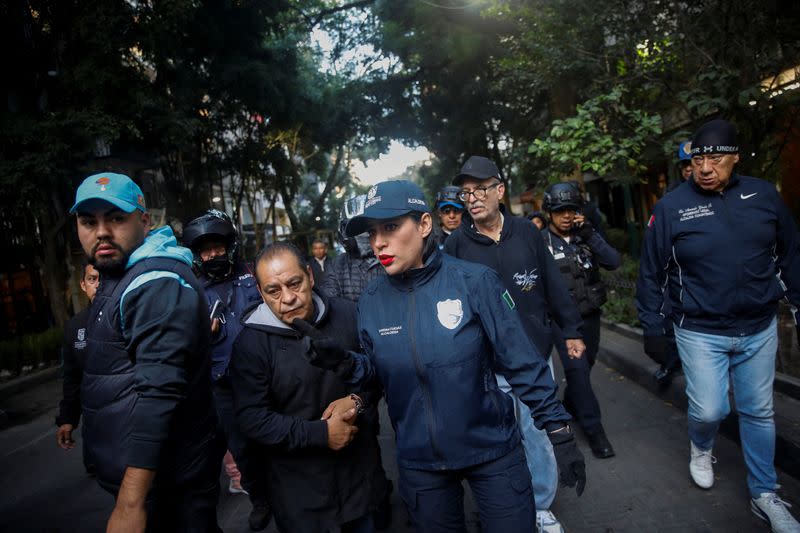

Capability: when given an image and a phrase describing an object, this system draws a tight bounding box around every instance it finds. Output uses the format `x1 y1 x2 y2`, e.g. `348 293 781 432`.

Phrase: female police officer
293 180 586 533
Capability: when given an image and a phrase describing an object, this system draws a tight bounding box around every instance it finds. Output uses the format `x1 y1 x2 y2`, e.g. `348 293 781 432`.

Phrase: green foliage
601 255 640 327
0 327 63 376
528 86 662 184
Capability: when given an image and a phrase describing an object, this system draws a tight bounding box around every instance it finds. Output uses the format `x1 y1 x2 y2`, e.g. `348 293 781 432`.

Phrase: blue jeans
398 445 534 533
674 317 778 498
496 373 558 510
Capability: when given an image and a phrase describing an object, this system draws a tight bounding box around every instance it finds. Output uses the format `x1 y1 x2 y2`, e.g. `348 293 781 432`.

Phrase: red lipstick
378 254 395 266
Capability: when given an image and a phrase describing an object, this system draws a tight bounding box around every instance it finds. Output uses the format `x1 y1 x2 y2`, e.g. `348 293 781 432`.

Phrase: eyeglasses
691 154 726 166
458 182 501 202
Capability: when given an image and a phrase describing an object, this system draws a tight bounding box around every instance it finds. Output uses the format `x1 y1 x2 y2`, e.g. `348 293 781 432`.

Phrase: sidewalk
598 320 800 480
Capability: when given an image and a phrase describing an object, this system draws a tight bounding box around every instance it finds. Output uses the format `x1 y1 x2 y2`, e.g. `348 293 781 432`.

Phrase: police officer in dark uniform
321 195 385 303
183 210 271 531
434 185 465 247
543 182 621 459
56 262 99 474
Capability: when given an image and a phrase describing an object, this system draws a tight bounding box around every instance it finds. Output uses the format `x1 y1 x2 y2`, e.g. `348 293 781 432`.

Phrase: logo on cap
96 176 110 191
137 194 145 207
367 186 378 199
682 142 692 156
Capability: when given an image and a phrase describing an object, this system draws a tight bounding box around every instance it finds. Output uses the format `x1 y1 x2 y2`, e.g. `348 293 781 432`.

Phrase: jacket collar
386 249 443 292
241 288 329 337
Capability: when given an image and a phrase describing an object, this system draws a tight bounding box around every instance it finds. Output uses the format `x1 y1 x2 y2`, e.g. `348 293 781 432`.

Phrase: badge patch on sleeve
502 290 515 310
648 214 655 228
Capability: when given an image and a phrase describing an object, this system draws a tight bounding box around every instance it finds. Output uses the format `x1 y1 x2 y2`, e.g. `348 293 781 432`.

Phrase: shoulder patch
502 289 515 310
647 214 655 228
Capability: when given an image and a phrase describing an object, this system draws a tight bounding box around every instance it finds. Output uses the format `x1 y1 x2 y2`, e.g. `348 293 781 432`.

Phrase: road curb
598 320 800 481
0 366 60 402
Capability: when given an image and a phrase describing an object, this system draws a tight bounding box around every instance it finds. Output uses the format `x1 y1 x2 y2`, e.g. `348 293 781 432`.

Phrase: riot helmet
542 182 583 212
436 186 464 211
183 209 239 279
338 194 372 258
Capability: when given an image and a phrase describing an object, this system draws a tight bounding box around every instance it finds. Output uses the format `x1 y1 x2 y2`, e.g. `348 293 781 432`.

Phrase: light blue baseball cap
70 172 147 214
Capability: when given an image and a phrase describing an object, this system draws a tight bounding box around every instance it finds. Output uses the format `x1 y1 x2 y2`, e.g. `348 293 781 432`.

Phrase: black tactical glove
643 335 670 365
547 424 586 496
573 219 595 241
292 318 355 378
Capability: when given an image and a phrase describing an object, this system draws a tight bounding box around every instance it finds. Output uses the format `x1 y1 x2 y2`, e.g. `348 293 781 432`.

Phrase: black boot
248 501 271 532
587 429 615 459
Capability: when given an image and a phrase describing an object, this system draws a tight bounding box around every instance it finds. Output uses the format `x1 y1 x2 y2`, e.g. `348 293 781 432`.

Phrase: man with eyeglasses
444 155 587 533
435 185 465 247
636 119 800 532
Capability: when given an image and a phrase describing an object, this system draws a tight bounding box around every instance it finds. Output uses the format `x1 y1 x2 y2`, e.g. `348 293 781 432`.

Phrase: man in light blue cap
71 172 222 532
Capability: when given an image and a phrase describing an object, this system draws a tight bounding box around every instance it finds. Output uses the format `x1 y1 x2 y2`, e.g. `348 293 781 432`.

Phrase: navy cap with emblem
691 119 739 156
452 155 501 186
345 180 430 237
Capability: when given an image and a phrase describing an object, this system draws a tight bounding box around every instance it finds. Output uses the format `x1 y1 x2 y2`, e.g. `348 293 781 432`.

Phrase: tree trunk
38 206 69 328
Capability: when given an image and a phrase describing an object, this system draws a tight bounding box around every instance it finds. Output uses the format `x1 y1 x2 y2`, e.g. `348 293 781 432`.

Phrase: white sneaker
536 509 565 533
689 441 715 489
751 493 800 533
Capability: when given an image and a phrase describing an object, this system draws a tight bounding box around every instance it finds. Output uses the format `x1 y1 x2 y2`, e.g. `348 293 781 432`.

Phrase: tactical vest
81 257 215 493
545 230 607 316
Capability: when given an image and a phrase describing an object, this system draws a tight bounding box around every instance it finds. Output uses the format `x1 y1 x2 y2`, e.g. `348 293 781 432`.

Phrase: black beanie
690 119 739 155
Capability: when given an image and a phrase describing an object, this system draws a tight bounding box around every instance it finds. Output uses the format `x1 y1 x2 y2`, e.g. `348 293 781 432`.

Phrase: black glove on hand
548 425 586 496
643 335 670 365
292 318 354 377
573 219 594 241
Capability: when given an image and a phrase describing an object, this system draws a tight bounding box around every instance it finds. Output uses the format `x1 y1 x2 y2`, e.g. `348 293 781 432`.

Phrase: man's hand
56 424 75 449
321 396 358 421
548 425 586 496
211 317 221 335
107 467 155 533
643 335 669 365
565 338 586 359
107 502 146 533
292 318 354 377
326 408 358 450
573 218 594 241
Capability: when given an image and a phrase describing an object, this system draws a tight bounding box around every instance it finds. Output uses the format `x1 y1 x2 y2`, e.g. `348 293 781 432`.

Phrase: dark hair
81 258 95 280
311 238 326 247
254 242 309 284
408 212 438 262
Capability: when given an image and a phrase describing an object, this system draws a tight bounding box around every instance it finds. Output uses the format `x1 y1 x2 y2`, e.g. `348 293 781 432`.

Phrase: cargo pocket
507 457 533 495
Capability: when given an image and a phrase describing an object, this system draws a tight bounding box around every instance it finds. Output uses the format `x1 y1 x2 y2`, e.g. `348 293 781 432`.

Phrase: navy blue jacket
350 250 569 471
443 206 583 356
636 174 800 337
201 262 262 381
81 227 218 493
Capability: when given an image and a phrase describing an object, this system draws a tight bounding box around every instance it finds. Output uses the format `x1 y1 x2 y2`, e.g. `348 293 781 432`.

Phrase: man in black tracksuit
55 262 99 473
72 172 221 532
636 119 800 529
444 156 584 530
230 242 383 533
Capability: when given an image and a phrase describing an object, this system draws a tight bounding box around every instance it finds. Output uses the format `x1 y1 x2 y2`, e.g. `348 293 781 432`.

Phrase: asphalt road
1 356 799 532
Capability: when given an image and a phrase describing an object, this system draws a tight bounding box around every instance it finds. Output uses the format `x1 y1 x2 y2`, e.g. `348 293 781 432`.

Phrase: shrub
0 327 62 377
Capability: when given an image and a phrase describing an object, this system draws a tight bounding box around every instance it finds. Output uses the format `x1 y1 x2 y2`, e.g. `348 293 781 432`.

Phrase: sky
309 28 432 185
350 141 432 185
